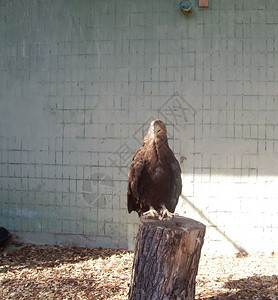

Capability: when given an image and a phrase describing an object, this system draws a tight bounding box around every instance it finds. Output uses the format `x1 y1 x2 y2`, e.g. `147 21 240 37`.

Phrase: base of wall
11 230 128 249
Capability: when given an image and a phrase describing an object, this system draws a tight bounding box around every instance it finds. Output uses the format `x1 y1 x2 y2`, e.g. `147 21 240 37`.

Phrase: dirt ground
0 243 277 299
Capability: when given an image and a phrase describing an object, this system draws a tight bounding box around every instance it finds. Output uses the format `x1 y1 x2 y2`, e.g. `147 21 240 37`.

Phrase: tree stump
128 215 206 300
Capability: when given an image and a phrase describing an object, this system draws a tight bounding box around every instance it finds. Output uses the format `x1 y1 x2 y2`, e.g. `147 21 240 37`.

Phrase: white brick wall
0 0 278 253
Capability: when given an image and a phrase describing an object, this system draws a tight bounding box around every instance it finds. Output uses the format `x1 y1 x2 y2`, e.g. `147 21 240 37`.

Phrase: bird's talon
143 209 159 219
159 208 174 220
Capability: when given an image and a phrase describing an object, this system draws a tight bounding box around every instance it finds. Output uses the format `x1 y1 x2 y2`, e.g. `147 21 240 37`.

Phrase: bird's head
150 119 167 140
143 119 168 145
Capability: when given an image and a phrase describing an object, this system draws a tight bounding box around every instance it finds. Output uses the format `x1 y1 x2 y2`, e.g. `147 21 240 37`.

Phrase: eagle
127 119 182 218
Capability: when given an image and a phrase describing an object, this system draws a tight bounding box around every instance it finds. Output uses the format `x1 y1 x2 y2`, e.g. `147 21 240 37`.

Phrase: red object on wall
199 0 209 8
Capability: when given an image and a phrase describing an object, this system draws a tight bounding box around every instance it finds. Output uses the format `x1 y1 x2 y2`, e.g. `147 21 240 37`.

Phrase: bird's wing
169 158 182 212
127 149 144 213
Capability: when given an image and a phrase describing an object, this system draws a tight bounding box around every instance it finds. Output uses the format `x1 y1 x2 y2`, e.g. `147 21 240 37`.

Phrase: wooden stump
128 216 206 300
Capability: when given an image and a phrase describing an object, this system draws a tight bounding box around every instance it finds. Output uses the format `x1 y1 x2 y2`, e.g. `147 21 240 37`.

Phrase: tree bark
128 215 206 300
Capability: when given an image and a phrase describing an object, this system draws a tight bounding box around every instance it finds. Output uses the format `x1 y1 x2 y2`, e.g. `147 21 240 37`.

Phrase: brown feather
127 119 182 216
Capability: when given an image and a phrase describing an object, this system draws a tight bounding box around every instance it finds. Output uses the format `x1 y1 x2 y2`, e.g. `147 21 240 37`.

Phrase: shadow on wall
180 194 248 254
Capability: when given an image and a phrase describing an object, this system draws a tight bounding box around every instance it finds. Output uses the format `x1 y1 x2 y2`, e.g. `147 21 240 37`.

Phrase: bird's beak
154 125 161 135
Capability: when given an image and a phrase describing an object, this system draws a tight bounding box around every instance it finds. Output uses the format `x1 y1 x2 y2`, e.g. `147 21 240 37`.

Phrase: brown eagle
127 119 182 218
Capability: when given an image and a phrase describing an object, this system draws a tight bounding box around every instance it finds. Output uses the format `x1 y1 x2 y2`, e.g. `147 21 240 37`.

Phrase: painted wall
1 0 278 253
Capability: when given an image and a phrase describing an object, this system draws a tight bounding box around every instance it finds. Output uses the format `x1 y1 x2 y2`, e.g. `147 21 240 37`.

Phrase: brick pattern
0 0 278 252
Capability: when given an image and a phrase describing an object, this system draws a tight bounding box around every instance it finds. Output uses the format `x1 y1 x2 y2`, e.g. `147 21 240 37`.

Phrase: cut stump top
140 215 206 231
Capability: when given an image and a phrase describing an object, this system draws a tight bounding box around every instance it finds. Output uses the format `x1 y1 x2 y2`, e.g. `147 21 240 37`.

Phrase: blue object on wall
179 0 193 13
